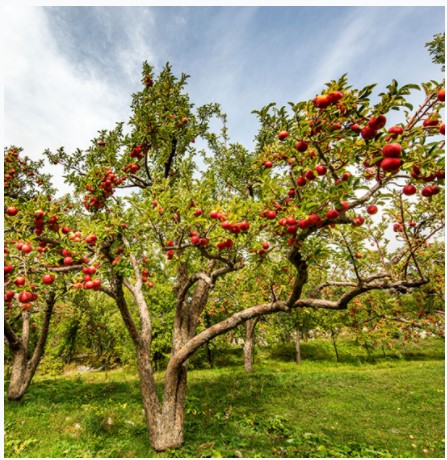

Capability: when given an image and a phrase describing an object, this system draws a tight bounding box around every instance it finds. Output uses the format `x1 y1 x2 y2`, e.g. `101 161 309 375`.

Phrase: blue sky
3 5 445 185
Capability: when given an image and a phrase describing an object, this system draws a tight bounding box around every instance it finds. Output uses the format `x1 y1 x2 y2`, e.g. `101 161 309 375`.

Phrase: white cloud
3 7 136 192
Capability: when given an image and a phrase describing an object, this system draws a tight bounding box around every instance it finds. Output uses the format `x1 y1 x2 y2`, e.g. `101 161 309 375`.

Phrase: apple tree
42 56 444 451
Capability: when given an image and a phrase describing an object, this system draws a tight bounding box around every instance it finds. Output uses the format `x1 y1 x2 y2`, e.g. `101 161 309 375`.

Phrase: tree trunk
295 327 302 365
244 317 259 372
330 328 340 363
7 349 33 400
5 291 56 401
136 346 187 452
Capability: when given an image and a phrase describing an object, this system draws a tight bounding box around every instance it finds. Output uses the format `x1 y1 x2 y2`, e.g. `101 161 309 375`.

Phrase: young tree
39 53 444 452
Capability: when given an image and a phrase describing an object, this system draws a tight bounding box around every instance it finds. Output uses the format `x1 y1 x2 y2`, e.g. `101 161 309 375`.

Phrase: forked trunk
7 349 33 401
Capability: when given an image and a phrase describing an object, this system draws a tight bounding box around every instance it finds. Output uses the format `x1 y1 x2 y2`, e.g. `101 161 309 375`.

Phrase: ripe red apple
18 291 33 303
167 250 174 260
42 274 55 285
15 276 26 286
92 279 101 289
279 218 287 227
423 118 439 127
264 161 273 168
287 189 296 197
341 172 351 181
85 281 94 289
388 125 404 138
367 205 378 215
239 220 250 231
315 165 327 176
278 130 289 141
298 219 310 229
326 209 339 220
354 253 362 259
21 243 33 254
381 157 401 172
194 209 203 217
340 201 350 211
4 264 14 275
147 282 154 288
62 226 70 234
286 225 297 235
221 220 231 230
285 216 296 225
98 141 106 147
393 223 403 232
308 214 322 227
329 91 343 104
352 216 365 226
190 236 201 245
34 210 45 219
361 127 378 141
265 210 277 219
262 242 270 250
6 207 19 216
409 221 417 227
296 177 307 187
382 143 402 158
305 170 316 181
422 185 440 197
441 124 445 135
84 274 92 282
209 210 218 219
368 114 386 130
350 123 361 133
295 141 308 152
437 89 445 102
313 95 330 108
63 256 73 266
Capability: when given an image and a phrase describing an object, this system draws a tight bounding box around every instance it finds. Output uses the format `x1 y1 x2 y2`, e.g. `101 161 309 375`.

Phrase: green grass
4 337 445 458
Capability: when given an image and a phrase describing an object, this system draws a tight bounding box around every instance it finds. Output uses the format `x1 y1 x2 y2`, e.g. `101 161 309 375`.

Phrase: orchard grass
4 337 445 458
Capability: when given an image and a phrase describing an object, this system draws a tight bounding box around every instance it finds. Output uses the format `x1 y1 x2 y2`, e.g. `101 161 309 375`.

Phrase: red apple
308 214 322 227
367 205 378 215
315 165 327 176
440 124 445 135
354 253 362 259
361 127 378 141
388 125 404 136
265 210 277 220
209 210 218 219
262 242 270 250
278 131 289 141
313 95 330 108
42 274 55 285
382 143 402 158
298 219 310 229
239 220 250 231
305 170 316 181
6 207 19 216
296 177 307 187
194 209 203 217
63 256 73 266
21 243 33 254
15 276 26 286
295 141 308 152
326 209 339 220
437 89 445 102
381 157 401 172
18 291 33 303
368 114 386 130
264 161 273 168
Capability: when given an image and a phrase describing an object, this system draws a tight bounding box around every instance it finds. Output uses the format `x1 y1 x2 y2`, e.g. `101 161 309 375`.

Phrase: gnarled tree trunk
244 317 259 372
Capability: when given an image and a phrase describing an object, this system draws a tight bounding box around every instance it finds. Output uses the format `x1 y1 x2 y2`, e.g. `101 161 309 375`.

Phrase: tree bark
295 326 302 365
244 317 259 372
6 291 56 400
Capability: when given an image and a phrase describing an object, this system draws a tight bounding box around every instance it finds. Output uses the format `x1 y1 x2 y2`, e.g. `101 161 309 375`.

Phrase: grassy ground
4 337 445 458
